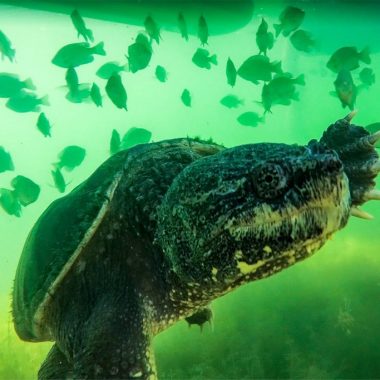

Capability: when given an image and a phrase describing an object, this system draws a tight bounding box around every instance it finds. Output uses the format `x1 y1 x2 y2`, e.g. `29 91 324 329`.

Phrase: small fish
96 61 128 80
65 86 91 104
327 46 370 73
289 30 315 53
64 67 91 103
334 69 356 110
181 89 191 107
0 147 14 173
198 15 209 45
192 48 217 69
105 73 127 110
120 127 152 150
220 94 244 109
237 55 282 84
274 6 305 37
56 145 86 171
155 65 167 83
36 112 52 137
0 30 16 62
11 175 40 206
185 307 213 331
261 73 305 113
237 111 264 127
226 58 237 87
52 41 106 68
127 33 152 73
90 83 102 107
0 73 35 98
65 67 79 93
144 15 161 45
177 12 188 41
110 129 121 155
256 18 274 55
359 67 375 87
0 189 21 217
51 168 67 193
70 9 94 43
6 91 49 113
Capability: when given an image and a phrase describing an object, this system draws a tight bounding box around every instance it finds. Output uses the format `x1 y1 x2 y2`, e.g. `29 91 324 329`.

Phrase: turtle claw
364 189 380 201
369 131 380 147
350 207 374 220
344 110 358 123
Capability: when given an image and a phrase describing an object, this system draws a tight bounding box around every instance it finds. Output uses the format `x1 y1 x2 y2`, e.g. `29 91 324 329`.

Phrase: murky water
1 0 380 378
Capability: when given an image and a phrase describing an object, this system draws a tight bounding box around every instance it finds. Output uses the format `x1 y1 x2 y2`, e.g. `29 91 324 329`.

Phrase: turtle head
156 133 355 289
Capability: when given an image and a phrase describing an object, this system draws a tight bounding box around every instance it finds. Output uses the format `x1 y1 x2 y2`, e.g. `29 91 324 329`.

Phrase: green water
1 0 380 378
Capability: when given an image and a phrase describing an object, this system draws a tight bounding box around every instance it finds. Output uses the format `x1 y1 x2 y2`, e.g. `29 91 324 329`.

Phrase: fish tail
294 74 305 86
40 95 50 106
24 78 36 91
210 54 217 65
273 23 282 37
93 41 106 56
359 46 371 64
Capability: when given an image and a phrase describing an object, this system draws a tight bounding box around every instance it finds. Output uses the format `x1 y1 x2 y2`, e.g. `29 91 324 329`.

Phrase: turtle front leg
72 293 156 380
38 343 72 380
315 111 380 218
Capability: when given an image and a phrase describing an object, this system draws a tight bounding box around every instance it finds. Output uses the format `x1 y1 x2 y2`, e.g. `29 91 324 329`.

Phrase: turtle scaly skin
12 115 380 379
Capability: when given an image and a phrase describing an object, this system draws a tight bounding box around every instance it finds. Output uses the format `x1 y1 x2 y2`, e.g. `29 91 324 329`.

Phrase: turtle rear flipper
72 294 156 380
38 344 72 380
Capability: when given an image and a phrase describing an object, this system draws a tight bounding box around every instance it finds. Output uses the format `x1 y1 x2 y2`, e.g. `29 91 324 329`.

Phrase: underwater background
0 0 380 378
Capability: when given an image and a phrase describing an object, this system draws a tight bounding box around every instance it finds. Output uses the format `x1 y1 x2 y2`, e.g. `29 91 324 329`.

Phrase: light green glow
0 1 380 378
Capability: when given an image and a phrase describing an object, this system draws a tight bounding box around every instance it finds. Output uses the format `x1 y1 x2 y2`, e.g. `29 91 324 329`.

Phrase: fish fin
292 92 300 101
294 74 305 86
272 60 282 74
273 23 282 37
86 29 94 43
356 83 367 94
359 46 371 64
40 95 50 106
329 90 338 98
93 41 106 56
122 62 130 72
210 54 217 65
24 78 36 91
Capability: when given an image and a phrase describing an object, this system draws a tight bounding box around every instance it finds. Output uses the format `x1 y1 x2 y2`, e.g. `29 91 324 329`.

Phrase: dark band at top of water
0 0 255 34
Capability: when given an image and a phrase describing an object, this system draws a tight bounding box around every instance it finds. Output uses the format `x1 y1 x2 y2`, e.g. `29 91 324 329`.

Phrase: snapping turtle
12 113 380 379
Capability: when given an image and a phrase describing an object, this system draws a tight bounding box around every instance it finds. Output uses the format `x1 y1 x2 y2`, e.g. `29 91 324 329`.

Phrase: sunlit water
1 1 380 378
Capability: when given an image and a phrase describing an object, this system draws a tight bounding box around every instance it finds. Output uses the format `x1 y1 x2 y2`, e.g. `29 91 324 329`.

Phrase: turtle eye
252 163 287 199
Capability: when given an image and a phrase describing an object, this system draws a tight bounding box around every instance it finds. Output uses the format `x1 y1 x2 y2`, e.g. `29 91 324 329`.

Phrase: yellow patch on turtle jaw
236 259 266 275
234 234 333 277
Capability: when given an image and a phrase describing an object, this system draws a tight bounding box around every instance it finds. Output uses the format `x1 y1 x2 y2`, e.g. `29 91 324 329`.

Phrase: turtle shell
12 151 127 342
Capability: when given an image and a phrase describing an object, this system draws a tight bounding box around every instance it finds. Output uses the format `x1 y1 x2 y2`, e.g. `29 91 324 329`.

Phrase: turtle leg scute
38 343 72 380
71 294 157 380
